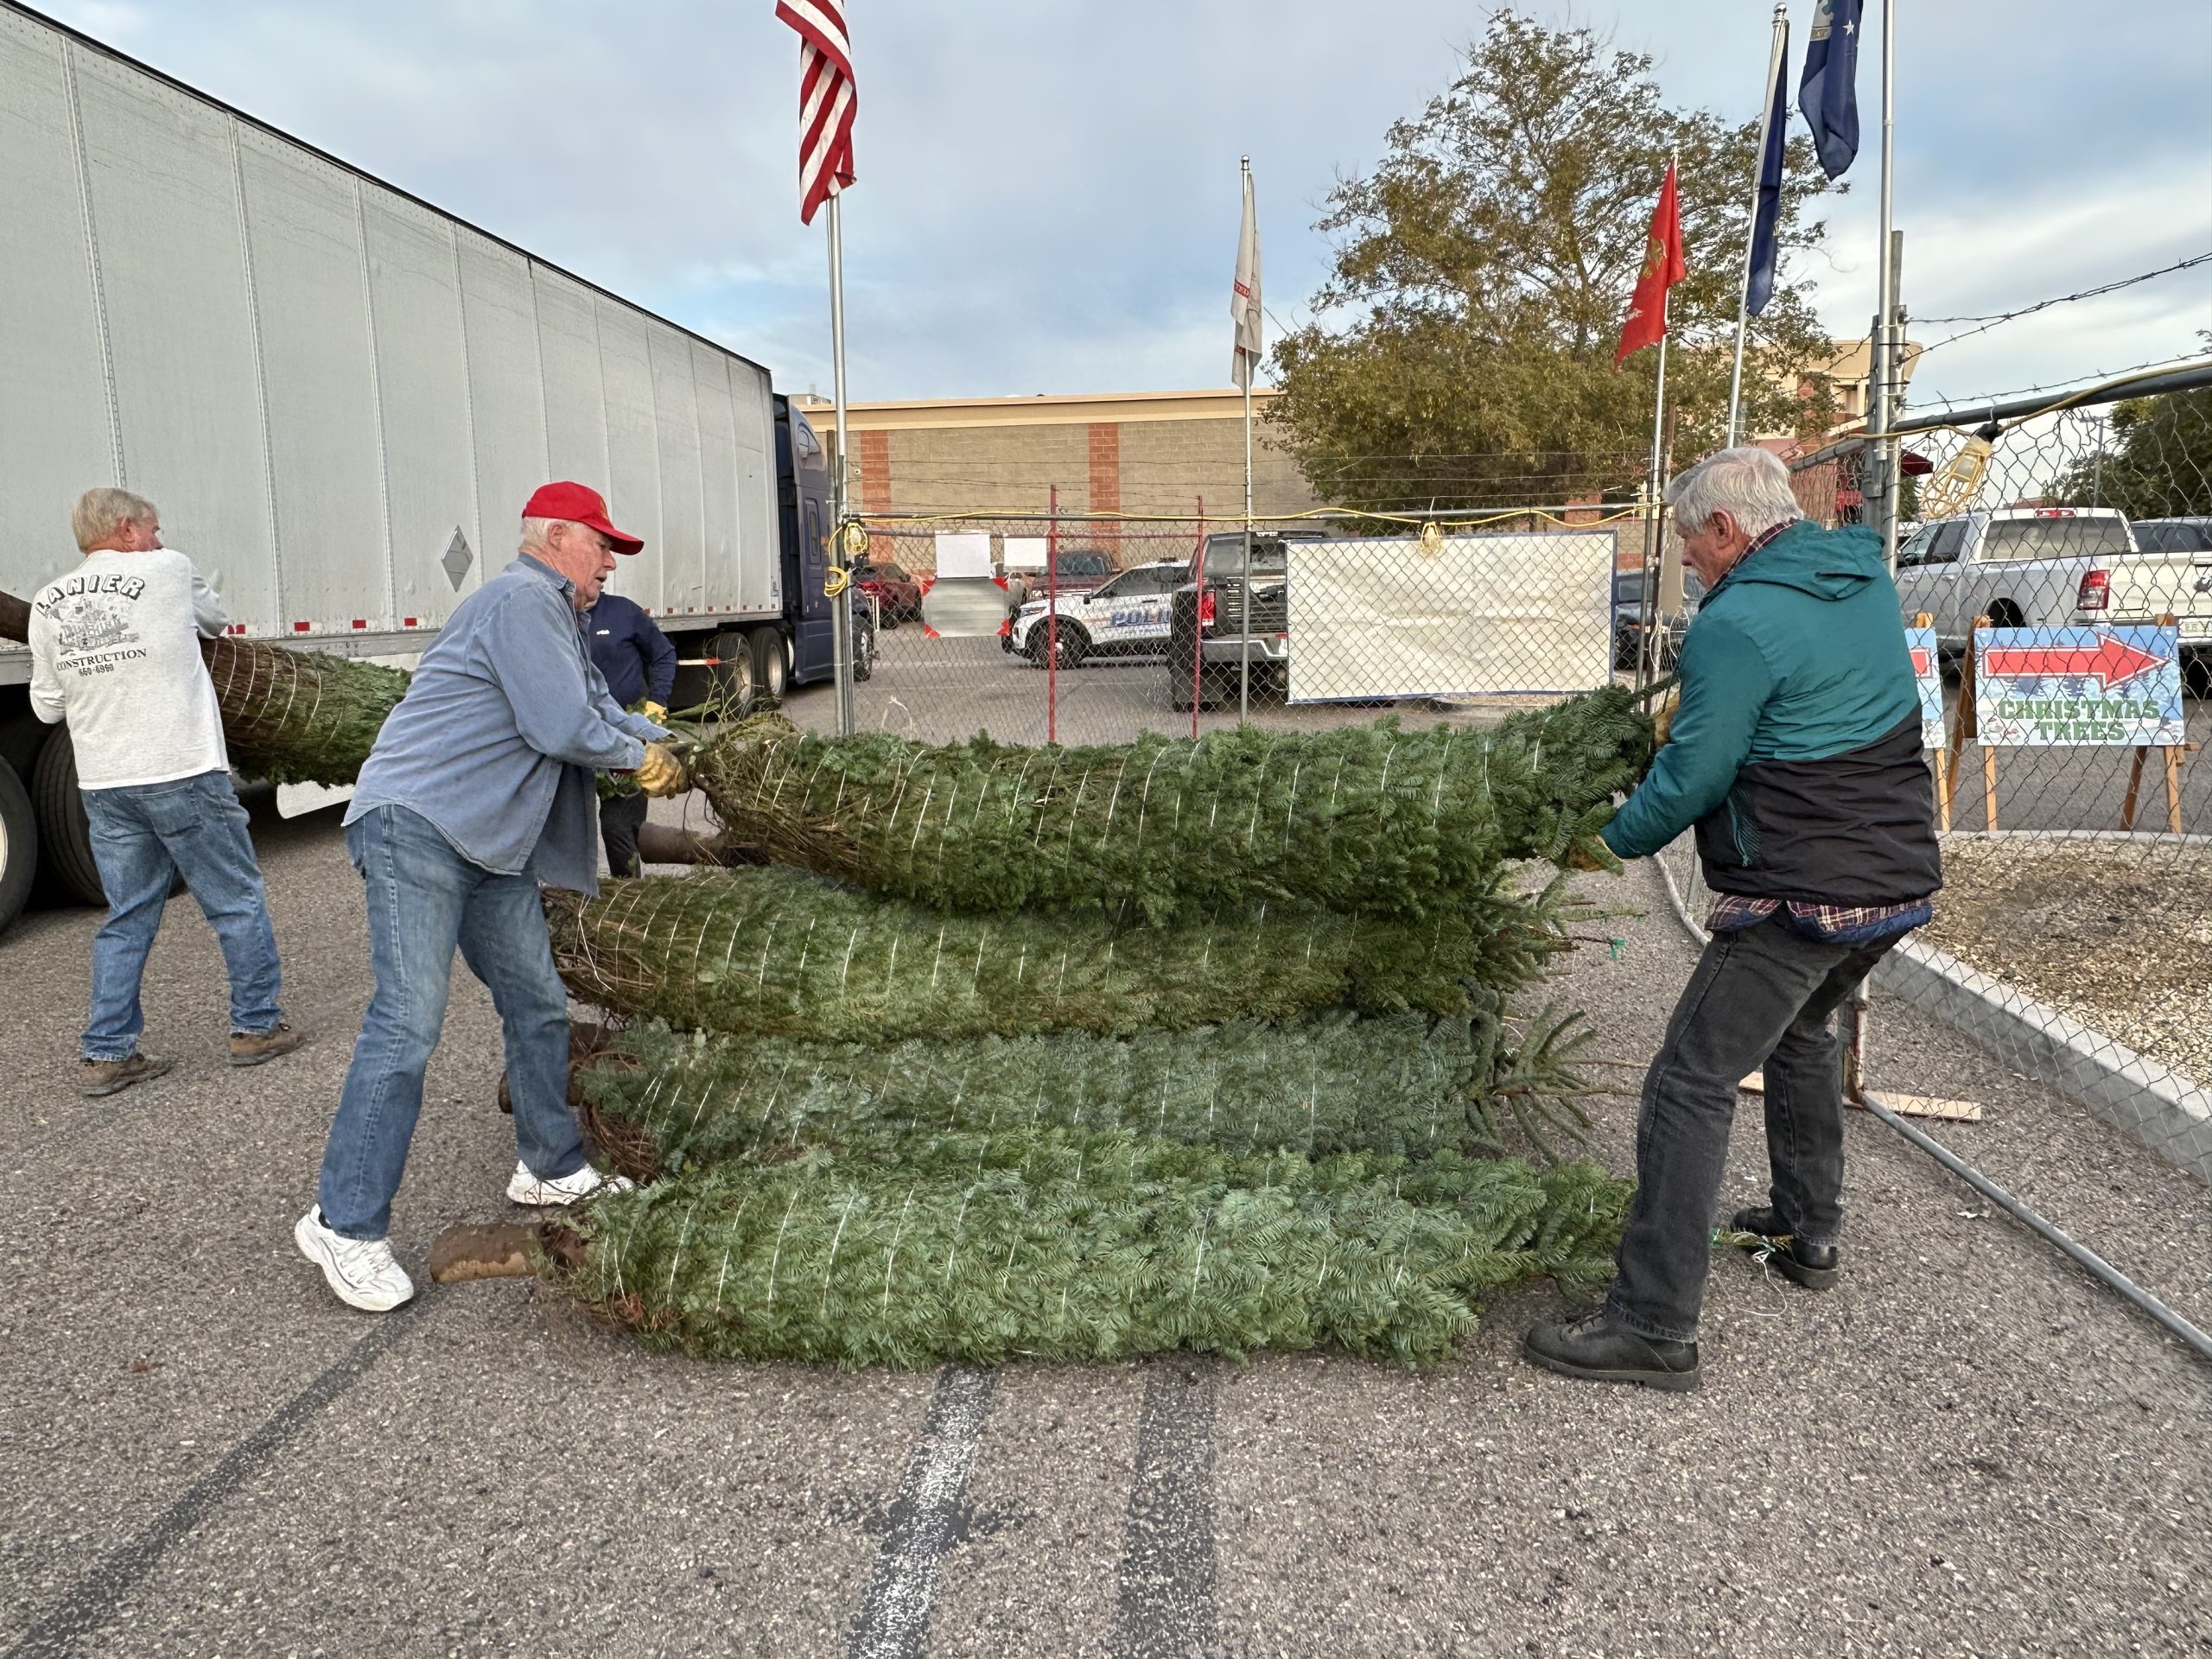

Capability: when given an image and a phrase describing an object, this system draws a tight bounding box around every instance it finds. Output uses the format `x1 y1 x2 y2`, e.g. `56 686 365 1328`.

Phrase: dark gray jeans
1605 914 1899 1343
600 790 649 880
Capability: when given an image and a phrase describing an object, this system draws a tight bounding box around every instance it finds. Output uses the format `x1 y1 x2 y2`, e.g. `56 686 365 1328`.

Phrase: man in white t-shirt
29 488 302 1096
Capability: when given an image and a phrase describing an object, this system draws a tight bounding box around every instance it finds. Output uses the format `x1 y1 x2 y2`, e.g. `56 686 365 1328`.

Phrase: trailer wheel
0 712 49 785
707 632 757 718
749 628 790 702
31 727 106 906
0 760 37 935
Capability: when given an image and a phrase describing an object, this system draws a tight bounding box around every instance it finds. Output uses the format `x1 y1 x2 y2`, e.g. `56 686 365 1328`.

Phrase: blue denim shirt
346 556 667 893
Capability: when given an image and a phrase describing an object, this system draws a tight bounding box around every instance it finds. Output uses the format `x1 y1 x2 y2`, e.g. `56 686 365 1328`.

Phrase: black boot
1728 1206 1840 1290
1522 1309 1700 1392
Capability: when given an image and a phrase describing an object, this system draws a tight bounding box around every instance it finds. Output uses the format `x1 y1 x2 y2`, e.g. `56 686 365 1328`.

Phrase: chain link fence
1660 370 2212 1179
813 508 1651 750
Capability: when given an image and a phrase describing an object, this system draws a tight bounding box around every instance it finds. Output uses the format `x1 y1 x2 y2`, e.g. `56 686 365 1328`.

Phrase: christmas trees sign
542 691 1651 1367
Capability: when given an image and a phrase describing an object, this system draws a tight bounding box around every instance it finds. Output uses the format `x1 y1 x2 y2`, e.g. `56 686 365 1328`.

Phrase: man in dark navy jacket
584 589 677 878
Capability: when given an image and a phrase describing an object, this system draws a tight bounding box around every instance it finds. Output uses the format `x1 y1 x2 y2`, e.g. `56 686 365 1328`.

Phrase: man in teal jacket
1525 447 1941 1391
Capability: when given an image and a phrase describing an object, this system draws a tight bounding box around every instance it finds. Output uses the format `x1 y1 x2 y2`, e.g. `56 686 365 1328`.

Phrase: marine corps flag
1614 160 1687 366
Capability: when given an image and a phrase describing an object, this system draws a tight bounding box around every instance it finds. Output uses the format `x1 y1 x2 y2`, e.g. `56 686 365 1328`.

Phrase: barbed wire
1912 251 2212 360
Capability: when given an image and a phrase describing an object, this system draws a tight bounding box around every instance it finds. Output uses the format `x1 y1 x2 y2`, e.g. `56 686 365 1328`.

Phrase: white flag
1231 166 1262 389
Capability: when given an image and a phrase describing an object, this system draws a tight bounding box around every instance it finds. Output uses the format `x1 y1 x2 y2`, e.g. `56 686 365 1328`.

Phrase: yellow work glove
633 741 689 799
641 701 668 722
1650 686 1681 748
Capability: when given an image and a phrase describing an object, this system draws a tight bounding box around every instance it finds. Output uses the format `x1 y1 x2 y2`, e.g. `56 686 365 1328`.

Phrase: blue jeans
1605 915 1899 1344
317 804 585 1240
79 769 283 1061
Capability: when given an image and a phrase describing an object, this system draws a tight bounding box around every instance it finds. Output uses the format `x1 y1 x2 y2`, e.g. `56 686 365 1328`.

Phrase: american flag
776 0 856 226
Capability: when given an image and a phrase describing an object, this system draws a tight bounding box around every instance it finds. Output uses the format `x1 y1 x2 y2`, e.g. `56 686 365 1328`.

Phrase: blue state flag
1746 18 1790 315
1799 0 1863 180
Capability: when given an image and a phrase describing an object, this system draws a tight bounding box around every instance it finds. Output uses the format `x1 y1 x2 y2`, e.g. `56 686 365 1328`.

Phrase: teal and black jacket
1600 520 1942 906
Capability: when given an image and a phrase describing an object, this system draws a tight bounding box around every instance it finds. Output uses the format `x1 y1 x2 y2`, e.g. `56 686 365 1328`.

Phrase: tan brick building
792 389 1324 531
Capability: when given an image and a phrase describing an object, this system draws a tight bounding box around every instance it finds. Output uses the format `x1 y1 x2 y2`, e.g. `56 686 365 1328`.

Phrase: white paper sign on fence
1285 531 1616 702
1001 537 1048 572
932 531 995 580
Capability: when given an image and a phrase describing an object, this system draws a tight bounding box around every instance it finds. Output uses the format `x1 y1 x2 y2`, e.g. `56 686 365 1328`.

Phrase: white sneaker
505 1160 634 1207
294 1208 415 1313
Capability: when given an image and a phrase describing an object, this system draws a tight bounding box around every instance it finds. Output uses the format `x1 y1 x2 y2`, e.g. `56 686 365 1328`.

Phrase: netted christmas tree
543 1126 1630 1368
203 638 410 785
1 590 408 786
544 863 1580 1044
571 1000 1597 1183
686 685 1651 922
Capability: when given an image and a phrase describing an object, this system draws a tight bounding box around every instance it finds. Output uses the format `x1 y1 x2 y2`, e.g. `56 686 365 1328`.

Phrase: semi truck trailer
0 0 853 935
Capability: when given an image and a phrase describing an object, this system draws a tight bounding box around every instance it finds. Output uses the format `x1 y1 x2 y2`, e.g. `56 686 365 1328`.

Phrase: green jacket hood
1709 520 1887 604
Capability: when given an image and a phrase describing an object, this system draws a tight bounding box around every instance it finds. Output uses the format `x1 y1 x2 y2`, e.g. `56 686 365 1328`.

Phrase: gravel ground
4 683 2211 1656
1919 837 2212 1089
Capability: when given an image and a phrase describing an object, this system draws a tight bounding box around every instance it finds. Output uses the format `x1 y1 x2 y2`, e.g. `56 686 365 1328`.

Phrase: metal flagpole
1872 0 1902 572
1726 3 1789 449
827 194 856 736
1237 156 1255 724
1637 152 1675 689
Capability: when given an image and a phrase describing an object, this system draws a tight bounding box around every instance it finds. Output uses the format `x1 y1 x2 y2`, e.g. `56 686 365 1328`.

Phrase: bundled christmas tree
543 864 1578 1045
544 1125 1630 1368
685 687 1651 923
571 1000 1596 1182
202 638 410 786
2 589 408 786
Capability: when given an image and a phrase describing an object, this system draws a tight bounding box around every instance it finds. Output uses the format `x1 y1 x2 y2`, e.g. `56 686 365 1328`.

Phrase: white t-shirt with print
28 548 231 790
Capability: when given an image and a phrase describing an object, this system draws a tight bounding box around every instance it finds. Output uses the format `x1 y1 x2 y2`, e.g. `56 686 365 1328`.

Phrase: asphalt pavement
3 698 2210 1656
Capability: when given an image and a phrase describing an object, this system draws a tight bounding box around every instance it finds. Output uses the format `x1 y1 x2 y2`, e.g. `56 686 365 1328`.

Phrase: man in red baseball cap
295 481 684 1313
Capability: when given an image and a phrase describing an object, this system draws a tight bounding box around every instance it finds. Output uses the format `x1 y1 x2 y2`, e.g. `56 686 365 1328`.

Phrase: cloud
33 0 2212 412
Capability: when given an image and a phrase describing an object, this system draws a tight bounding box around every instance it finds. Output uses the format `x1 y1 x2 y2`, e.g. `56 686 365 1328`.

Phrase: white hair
518 516 574 555
1665 447 1803 540
73 487 158 551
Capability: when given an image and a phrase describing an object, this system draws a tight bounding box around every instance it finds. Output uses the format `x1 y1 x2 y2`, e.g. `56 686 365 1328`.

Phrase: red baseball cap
522 481 644 555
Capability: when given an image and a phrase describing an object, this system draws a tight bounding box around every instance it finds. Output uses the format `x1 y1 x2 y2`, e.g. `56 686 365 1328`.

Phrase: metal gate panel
0 19 117 604
233 129 387 629
359 189 478 625
70 44 277 625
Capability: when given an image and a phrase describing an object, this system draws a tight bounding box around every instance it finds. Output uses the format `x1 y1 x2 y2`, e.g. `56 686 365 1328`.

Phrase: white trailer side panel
360 193 480 624
0 14 116 596
0 0 781 687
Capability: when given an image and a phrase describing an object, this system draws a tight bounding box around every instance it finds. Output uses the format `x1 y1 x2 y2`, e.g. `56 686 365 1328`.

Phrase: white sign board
932 531 994 580
1286 531 1616 701
1001 537 1048 572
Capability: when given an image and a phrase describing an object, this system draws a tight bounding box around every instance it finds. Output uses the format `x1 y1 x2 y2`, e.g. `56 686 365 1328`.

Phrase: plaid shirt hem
1707 894 1932 945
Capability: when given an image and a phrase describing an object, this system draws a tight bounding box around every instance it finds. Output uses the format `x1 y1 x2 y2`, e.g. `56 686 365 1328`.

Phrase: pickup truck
1165 530 1330 711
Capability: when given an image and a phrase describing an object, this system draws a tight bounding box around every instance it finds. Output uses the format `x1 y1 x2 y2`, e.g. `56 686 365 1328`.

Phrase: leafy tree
2050 386 2212 519
1268 12 1843 513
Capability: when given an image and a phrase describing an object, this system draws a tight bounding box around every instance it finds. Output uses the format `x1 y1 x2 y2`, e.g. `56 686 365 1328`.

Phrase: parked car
1007 560 1188 669
850 559 924 627
999 548 1119 610
1166 530 1330 710
1611 567 1703 671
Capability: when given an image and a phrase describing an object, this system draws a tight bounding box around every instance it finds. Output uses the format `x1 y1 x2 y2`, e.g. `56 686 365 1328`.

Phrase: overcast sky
42 0 2212 416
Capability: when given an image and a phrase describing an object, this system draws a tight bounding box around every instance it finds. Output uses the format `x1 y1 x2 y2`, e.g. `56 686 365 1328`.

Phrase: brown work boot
229 1024 305 1067
80 1052 175 1098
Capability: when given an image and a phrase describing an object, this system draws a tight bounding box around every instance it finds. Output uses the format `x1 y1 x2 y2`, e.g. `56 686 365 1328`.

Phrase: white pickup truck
1893 506 2212 684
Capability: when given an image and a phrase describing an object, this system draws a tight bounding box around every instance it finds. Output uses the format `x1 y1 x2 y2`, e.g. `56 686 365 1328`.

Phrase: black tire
1027 623 1086 671
0 760 36 936
1986 600 2025 630
852 618 876 682
0 712 49 785
707 631 757 718
749 627 791 702
30 727 105 906
2185 652 2211 700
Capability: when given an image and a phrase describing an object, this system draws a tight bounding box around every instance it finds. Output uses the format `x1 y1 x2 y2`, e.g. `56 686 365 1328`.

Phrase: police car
1006 560 1189 669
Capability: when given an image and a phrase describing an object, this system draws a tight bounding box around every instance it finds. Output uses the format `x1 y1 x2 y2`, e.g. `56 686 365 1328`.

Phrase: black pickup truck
1166 530 1329 711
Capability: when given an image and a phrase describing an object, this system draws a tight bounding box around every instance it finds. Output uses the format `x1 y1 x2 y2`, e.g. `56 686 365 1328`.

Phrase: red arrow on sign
1983 635 2170 689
